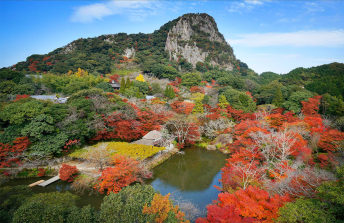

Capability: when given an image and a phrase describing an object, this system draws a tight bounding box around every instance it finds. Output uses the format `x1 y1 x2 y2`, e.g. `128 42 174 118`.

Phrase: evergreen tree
164 85 175 99
120 78 126 93
272 86 284 107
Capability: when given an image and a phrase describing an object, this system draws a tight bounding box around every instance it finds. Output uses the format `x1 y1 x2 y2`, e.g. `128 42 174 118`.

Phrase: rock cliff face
165 13 236 70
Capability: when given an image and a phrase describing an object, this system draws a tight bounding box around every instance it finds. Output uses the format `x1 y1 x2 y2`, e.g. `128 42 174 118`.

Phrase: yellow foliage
106 142 164 160
135 74 145 82
75 68 89 77
69 142 165 160
191 93 204 101
143 193 189 223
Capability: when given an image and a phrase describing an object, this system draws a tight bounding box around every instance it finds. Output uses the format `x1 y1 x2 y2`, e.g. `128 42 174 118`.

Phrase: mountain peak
14 13 238 74
165 13 235 70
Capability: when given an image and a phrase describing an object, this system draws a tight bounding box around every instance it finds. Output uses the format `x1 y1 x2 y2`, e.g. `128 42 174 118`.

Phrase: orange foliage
318 129 344 153
143 193 189 223
301 96 322 117
217 186 290 222
170 101 195 115
94 155 143 194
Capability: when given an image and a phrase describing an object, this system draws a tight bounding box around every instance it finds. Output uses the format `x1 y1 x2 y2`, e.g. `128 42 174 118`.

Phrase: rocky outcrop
165 13 235 70
123 47 136 58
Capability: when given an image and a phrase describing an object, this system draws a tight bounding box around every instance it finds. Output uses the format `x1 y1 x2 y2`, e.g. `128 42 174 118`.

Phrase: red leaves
59 164 79 182
94 155 143 195
318 129 344 153
0 137 30 168
14 94 30 101
92 104 168 142
196 205 255 223
199 186 290 223
170 101 195 115
301 96 322 117
37 168 46 177
109 74 120 82
190 86 205 94
63 139 80 153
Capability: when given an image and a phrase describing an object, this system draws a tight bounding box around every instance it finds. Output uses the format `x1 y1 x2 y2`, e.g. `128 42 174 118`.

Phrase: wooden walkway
38 175 60 187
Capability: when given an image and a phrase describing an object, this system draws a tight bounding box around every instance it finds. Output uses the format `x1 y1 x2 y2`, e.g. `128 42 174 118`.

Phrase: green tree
21 114 55 141
282 90 314 113
220 87 256 112
100 184 156 223
0 98 46 125
277 198 334 223
67 205 99 223
272 86 284 107
0 185 33 223
164 85 175 99
12 192 78 223
181 72 202 87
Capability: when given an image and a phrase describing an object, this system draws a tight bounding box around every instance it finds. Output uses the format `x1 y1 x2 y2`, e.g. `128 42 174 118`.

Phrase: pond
148 147 227 215
2 147 227 219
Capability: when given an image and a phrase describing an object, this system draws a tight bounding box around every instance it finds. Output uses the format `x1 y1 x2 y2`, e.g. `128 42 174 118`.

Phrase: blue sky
1 0 344 74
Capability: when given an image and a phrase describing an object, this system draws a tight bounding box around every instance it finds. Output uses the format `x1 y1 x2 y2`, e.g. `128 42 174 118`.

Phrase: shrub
100 184 155 223
94 155 150 194
59 164 79 182
12 192 78 223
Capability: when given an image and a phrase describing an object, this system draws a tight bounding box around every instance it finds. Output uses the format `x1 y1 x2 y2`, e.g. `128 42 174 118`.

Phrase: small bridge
37 175 60 187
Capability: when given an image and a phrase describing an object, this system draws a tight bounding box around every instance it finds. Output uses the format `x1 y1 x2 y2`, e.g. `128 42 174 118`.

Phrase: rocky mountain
165 13 236 70
13 13 242 76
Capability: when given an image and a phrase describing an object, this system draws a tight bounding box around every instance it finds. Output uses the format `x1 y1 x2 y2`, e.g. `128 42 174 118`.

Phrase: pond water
148 147 227 215
2 147 227 218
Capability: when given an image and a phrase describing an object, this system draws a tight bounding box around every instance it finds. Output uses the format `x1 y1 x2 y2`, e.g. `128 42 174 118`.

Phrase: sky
0 0 344 74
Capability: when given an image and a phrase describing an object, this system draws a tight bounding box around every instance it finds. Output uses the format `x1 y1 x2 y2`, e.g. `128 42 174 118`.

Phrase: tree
0 185 33 223
277 198 334 223
209 186 290 222
142 193 189 223
164 85 175 99
59 164 79 182
67 205 99 223
164 117 200 148
135 74 146 82
220 87 256 112
282 90 313 113
196 205 254 223
181 72 202 87
272 85 284 107
0 98 45 125
21 114 55 141
12 192 78 223
0 137 30 168
218 95 229 109
301 96 322 117
100 184 155 223
94 155 144 194
170 101 195 115
82 144 111 171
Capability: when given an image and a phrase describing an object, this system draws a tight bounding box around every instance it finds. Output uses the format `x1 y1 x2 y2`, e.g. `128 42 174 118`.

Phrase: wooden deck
38 175 60 187
28 180 45 187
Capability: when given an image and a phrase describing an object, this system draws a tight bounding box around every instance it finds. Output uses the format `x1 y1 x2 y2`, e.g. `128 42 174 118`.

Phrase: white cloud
71 0 160 23
228 30 344 47
227 0 266 12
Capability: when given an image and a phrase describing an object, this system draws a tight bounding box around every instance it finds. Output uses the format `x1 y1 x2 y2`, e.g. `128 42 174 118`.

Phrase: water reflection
149 147 227 214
